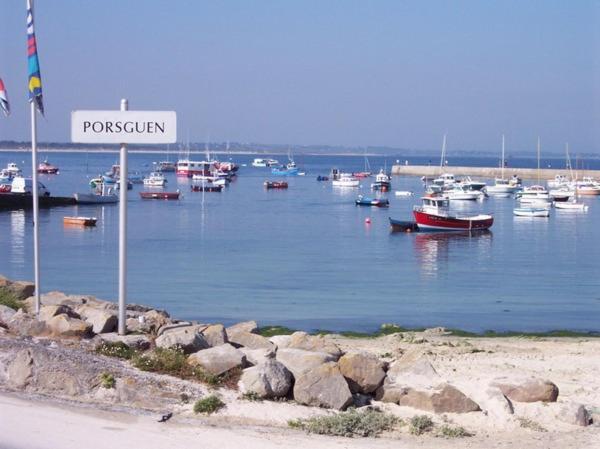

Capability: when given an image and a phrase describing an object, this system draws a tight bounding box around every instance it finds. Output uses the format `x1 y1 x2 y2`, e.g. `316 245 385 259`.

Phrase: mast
501 134 505 180
439 134 447 173
536 136 541 185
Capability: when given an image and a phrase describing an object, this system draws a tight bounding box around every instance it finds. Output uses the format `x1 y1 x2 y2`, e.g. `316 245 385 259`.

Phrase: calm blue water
1 151 599 333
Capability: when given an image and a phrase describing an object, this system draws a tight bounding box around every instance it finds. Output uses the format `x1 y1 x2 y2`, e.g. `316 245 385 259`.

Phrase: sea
1 151 599 333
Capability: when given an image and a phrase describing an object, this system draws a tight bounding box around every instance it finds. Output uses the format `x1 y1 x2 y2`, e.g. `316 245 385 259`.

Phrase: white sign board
71 110 177 144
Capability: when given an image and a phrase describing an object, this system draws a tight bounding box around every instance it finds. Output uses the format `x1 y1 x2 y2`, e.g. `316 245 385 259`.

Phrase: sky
0 0 599 154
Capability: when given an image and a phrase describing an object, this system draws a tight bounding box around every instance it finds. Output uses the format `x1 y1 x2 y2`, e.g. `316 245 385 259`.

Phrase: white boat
0 169 12 183
395 190 413 197
143 172 167 187
517 185 551 204
332 173 360 188
5 163 21 175
433 173 456 188
547 174 570 189
575 177 600 196
485 135 520 196
513 207 550 217
459 176 486 191
74 183 119 204
549 186 575 202
252 158 268 167
554 201 588 211
371 169 391 191
444 184 484 201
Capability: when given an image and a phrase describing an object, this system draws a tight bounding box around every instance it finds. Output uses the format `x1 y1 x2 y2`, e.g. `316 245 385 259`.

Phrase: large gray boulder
7 310 48 337
201 324 228 347
338 351 386 394
226 320 258 335
493 379 559 403
47 314 93 338
99 332 151 350
187 343 246 376
375 381 480 413
228 331 274 350
76 306 117 334
276 348 336 378
155 325 209 354
556 402 590 426
39 305 78 323
287 332 342 359
239 359 293 398
293 362 353 410
5 280 35 300
240 347 276 366
269 335 292 349
7 349 34 388
0 304 16 324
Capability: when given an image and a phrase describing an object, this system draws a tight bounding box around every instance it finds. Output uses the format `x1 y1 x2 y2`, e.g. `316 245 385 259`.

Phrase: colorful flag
0 78 9 116
27 0 43 115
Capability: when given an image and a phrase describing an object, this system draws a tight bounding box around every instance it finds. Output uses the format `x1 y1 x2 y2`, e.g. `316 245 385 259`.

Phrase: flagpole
30 101 41 314
118 98 128 335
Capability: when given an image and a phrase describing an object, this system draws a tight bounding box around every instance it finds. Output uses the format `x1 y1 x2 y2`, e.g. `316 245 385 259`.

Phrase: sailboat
432 135 456 189
485 135 519 196
516 137 551 207
157 144 176 172
353 149 372 178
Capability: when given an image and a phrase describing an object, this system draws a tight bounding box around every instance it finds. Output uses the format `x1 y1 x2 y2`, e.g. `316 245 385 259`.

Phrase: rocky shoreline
1 274 599 448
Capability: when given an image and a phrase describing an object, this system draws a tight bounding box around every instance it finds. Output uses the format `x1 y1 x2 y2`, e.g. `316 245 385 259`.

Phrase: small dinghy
140 190 181 200
355 195 389 207
264 181 288 189
63 216 97 227
394 191 413 197
554 201 588 211
389 218 419 232
191 185 223 192
513 207 550 217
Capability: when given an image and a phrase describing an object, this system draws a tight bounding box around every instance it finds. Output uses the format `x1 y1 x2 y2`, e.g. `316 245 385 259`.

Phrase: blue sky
0 1 599 153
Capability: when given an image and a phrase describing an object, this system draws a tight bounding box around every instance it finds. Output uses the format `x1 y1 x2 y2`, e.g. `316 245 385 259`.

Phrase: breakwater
391 165 600 181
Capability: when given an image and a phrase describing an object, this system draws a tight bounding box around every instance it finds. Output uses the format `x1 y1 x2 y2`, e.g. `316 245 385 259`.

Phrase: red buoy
365 217 371 224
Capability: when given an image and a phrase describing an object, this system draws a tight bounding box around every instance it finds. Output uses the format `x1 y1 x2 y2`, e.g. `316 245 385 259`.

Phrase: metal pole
31 102 41 314
118 98 128 335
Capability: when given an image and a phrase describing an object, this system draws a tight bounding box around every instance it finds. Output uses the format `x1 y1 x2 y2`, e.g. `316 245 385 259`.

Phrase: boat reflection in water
10 210 26 268
413 230 493 278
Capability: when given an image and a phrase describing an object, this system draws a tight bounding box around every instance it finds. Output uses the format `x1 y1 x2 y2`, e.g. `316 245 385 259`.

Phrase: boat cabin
420 196 449 211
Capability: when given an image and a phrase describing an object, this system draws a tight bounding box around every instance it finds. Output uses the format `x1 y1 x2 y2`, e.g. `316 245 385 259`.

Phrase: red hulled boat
413 196 493 231
37 160 59 174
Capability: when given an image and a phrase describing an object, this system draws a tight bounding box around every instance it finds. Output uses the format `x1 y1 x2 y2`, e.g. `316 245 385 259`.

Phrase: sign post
71 102 176 335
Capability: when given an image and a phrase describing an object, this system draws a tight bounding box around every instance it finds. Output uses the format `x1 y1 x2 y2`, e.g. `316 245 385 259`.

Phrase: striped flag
27 0 44 115
0 78 9 116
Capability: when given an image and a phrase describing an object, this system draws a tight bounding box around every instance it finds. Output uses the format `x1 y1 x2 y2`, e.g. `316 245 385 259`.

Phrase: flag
0 78 9 116
27 0 43 115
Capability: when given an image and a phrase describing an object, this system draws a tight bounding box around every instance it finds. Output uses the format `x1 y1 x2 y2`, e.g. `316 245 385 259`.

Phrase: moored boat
389 218 419 232
190 185 223 192
316 175 329 181
513 207 550 217
143 172 167 187
37 160 59 174
332 173 360 188
271 165 299 176
355 195 389 207
395 190 413 197
554 201 588 211
5 163 21 176
157 161 176 172
74 184 118 204
412 196 493 231
264 181 288 189
63 216 97 227
140 190 181 200
444 184 484 201
371 169 391 191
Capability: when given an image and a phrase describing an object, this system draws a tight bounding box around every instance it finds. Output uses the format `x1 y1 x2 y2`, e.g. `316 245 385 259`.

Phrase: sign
71 110 177 144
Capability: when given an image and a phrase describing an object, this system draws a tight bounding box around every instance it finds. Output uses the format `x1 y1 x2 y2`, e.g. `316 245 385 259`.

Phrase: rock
23 291 87 312
338 351 387 394
157 322 194 336
0 275 10 287
142 309 171 332
39 305 79 323
200 324 228 347
239 359 293 398
557 402 590 426
47 314 93 338
375 382 480 413
494 379 559 403
386 357 440 387
287 332 342 359
0 304 16 324
276 348 336 378
6 281 35 300
226 320 258 336
478 387 514 417
77 306 117 334
239 347 276 366
7 310 48 337
269 335 292 349
423 327 449 335
7 349 34 388
293 362 353 410
187 343 246 376
228 331 274 350
155 325 209 354
99 332 151 350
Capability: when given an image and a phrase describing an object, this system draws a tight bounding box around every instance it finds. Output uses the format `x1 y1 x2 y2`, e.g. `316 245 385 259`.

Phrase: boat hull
74 193 118 204
413 210 493 231
63 216 97 226
140 191 180 200
513 208 550 217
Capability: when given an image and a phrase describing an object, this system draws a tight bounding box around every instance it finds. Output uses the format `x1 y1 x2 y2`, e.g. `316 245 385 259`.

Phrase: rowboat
140 191 180 200
63 216 97 226
264 181 288 189
190 185 222 192
389 218 419 232
554 201 588 211
355 195 389 207
513 207 550 217
412 196 493 231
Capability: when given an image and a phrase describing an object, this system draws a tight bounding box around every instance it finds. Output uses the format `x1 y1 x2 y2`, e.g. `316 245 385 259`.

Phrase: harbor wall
391 165 600 181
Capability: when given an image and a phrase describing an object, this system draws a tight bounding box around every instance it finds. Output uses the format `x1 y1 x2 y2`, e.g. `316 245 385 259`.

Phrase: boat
115 180 133 190
371 169 391 191
517 185 551 204
143 172 167 187
176 159 216 177
459 176 486 191
128 171 145 184
63 216 97 227
547 174 570 189
353 150 372 178
5 163 21 176
191 184 223 192
554 200 588 211
0 169 12 183
0 184 11 193
395 191 414 197
444 184 484 201
575 177 600 196
74 184 118 204
332 173 360 188
316 175 329 181
549 185 574 202
140 190 181 200
485 135 520 196
37 160 59 174
157 161 176 172
513 207 550 217
271 165 299 176
252 158 272 167
355 195 389 207
264 181 288 189
412 195 493 231
433 173 456 188
389 218 419 232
